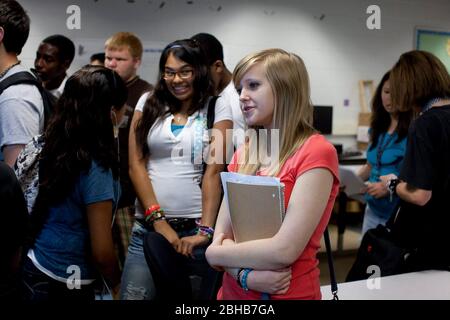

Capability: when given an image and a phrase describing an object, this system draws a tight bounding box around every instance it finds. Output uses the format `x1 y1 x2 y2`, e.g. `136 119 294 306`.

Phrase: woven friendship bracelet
144 204 165 225
196 225 214 239
145 204 161 217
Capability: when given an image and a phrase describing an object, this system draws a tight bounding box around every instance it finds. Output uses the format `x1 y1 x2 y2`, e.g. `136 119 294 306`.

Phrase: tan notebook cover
226 181 285 243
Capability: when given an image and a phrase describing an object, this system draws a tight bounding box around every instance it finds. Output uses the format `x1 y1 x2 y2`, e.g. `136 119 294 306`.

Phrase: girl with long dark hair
121 39 232 300
21 65 127 300
357 71 412 235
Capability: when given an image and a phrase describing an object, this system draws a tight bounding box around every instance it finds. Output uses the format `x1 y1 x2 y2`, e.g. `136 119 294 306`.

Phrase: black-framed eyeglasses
163 68 194 80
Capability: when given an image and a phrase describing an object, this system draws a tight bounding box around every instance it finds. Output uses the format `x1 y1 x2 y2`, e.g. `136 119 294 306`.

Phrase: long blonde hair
233 48 315 176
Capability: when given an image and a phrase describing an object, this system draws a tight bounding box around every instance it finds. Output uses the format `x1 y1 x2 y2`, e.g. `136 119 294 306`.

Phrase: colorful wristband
144 206 165 225
145 204 161 217
196 225 214 239
240 268 253 291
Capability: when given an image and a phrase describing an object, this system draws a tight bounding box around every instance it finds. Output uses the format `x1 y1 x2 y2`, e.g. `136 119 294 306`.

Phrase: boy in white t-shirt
191 33 245 148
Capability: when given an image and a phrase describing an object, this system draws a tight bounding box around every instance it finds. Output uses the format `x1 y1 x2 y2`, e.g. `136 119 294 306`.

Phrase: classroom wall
18 0 450 134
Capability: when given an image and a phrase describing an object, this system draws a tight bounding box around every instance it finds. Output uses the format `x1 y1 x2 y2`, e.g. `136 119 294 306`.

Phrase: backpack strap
0 71 54 128
0 71 41 94
199 96 220 181
207 96 219 130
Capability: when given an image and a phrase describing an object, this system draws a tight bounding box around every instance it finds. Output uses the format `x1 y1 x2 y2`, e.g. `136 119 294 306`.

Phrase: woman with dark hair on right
357 71 412 235
380 50 450 271
21 65 127 301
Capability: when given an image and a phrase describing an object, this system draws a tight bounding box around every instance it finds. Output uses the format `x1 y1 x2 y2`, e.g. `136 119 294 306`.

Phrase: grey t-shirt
0 65 44 160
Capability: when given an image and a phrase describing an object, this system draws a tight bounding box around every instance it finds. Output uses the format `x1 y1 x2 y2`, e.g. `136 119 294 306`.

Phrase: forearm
128 111 160 212
357 163 371 181
207 237 289 270
87 202 121 287
201 119 232 228
3 144 25 168
396 182 432 206
213 201 234 240
201 167 223 227
129 163 159 211
95 250 121 288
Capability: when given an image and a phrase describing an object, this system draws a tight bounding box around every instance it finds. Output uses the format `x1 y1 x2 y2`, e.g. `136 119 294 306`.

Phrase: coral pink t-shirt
218 134 339 300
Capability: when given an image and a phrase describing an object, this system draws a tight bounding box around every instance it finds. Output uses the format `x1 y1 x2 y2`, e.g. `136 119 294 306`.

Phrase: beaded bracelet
196 225 214 240
145 209 165 224
145 204 161 217
144 205 165 225
240 268 253 291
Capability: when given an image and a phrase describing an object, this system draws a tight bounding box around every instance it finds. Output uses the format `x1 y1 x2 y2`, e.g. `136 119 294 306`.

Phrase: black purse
345 222 414 282
347 197 450 282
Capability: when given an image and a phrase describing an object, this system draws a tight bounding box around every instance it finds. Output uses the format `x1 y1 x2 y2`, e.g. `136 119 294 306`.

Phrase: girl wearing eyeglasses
121 39 233 300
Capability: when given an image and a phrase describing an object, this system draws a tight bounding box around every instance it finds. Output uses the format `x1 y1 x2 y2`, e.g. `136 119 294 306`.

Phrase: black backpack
206 95 219 130
200 95 219 178
0 71 56 128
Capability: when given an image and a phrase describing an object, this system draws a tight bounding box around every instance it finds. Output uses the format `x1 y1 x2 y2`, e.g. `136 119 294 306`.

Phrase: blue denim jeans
22 257 95 301
361 205 390 236
120 221 213 300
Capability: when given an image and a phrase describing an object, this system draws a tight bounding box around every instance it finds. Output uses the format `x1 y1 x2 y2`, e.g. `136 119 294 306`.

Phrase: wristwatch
388 178 400 201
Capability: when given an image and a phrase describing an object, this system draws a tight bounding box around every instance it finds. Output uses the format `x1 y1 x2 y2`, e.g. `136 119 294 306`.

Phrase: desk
321 270 450 300
339 154 366 165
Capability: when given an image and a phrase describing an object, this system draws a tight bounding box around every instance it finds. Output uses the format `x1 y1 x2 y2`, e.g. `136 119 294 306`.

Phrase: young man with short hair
191 33 245 148
34 34 75 98
104 32 153 266
0 0 44 167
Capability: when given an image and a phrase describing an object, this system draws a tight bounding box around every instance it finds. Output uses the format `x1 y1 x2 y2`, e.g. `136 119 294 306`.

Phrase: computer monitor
313 105 333 135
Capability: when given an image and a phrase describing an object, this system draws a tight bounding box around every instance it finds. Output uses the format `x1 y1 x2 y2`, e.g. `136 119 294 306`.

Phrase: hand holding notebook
220 172 286 243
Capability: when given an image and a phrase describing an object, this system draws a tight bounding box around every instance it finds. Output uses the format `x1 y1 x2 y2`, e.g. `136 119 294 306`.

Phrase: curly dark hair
369 71 412 150
135 39 213 157
30 65 127 243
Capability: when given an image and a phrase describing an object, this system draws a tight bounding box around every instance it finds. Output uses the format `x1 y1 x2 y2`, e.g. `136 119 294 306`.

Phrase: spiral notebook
220 172 285 243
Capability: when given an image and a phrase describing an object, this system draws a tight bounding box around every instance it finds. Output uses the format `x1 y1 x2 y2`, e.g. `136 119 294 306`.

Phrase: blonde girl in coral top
206 49 340 300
